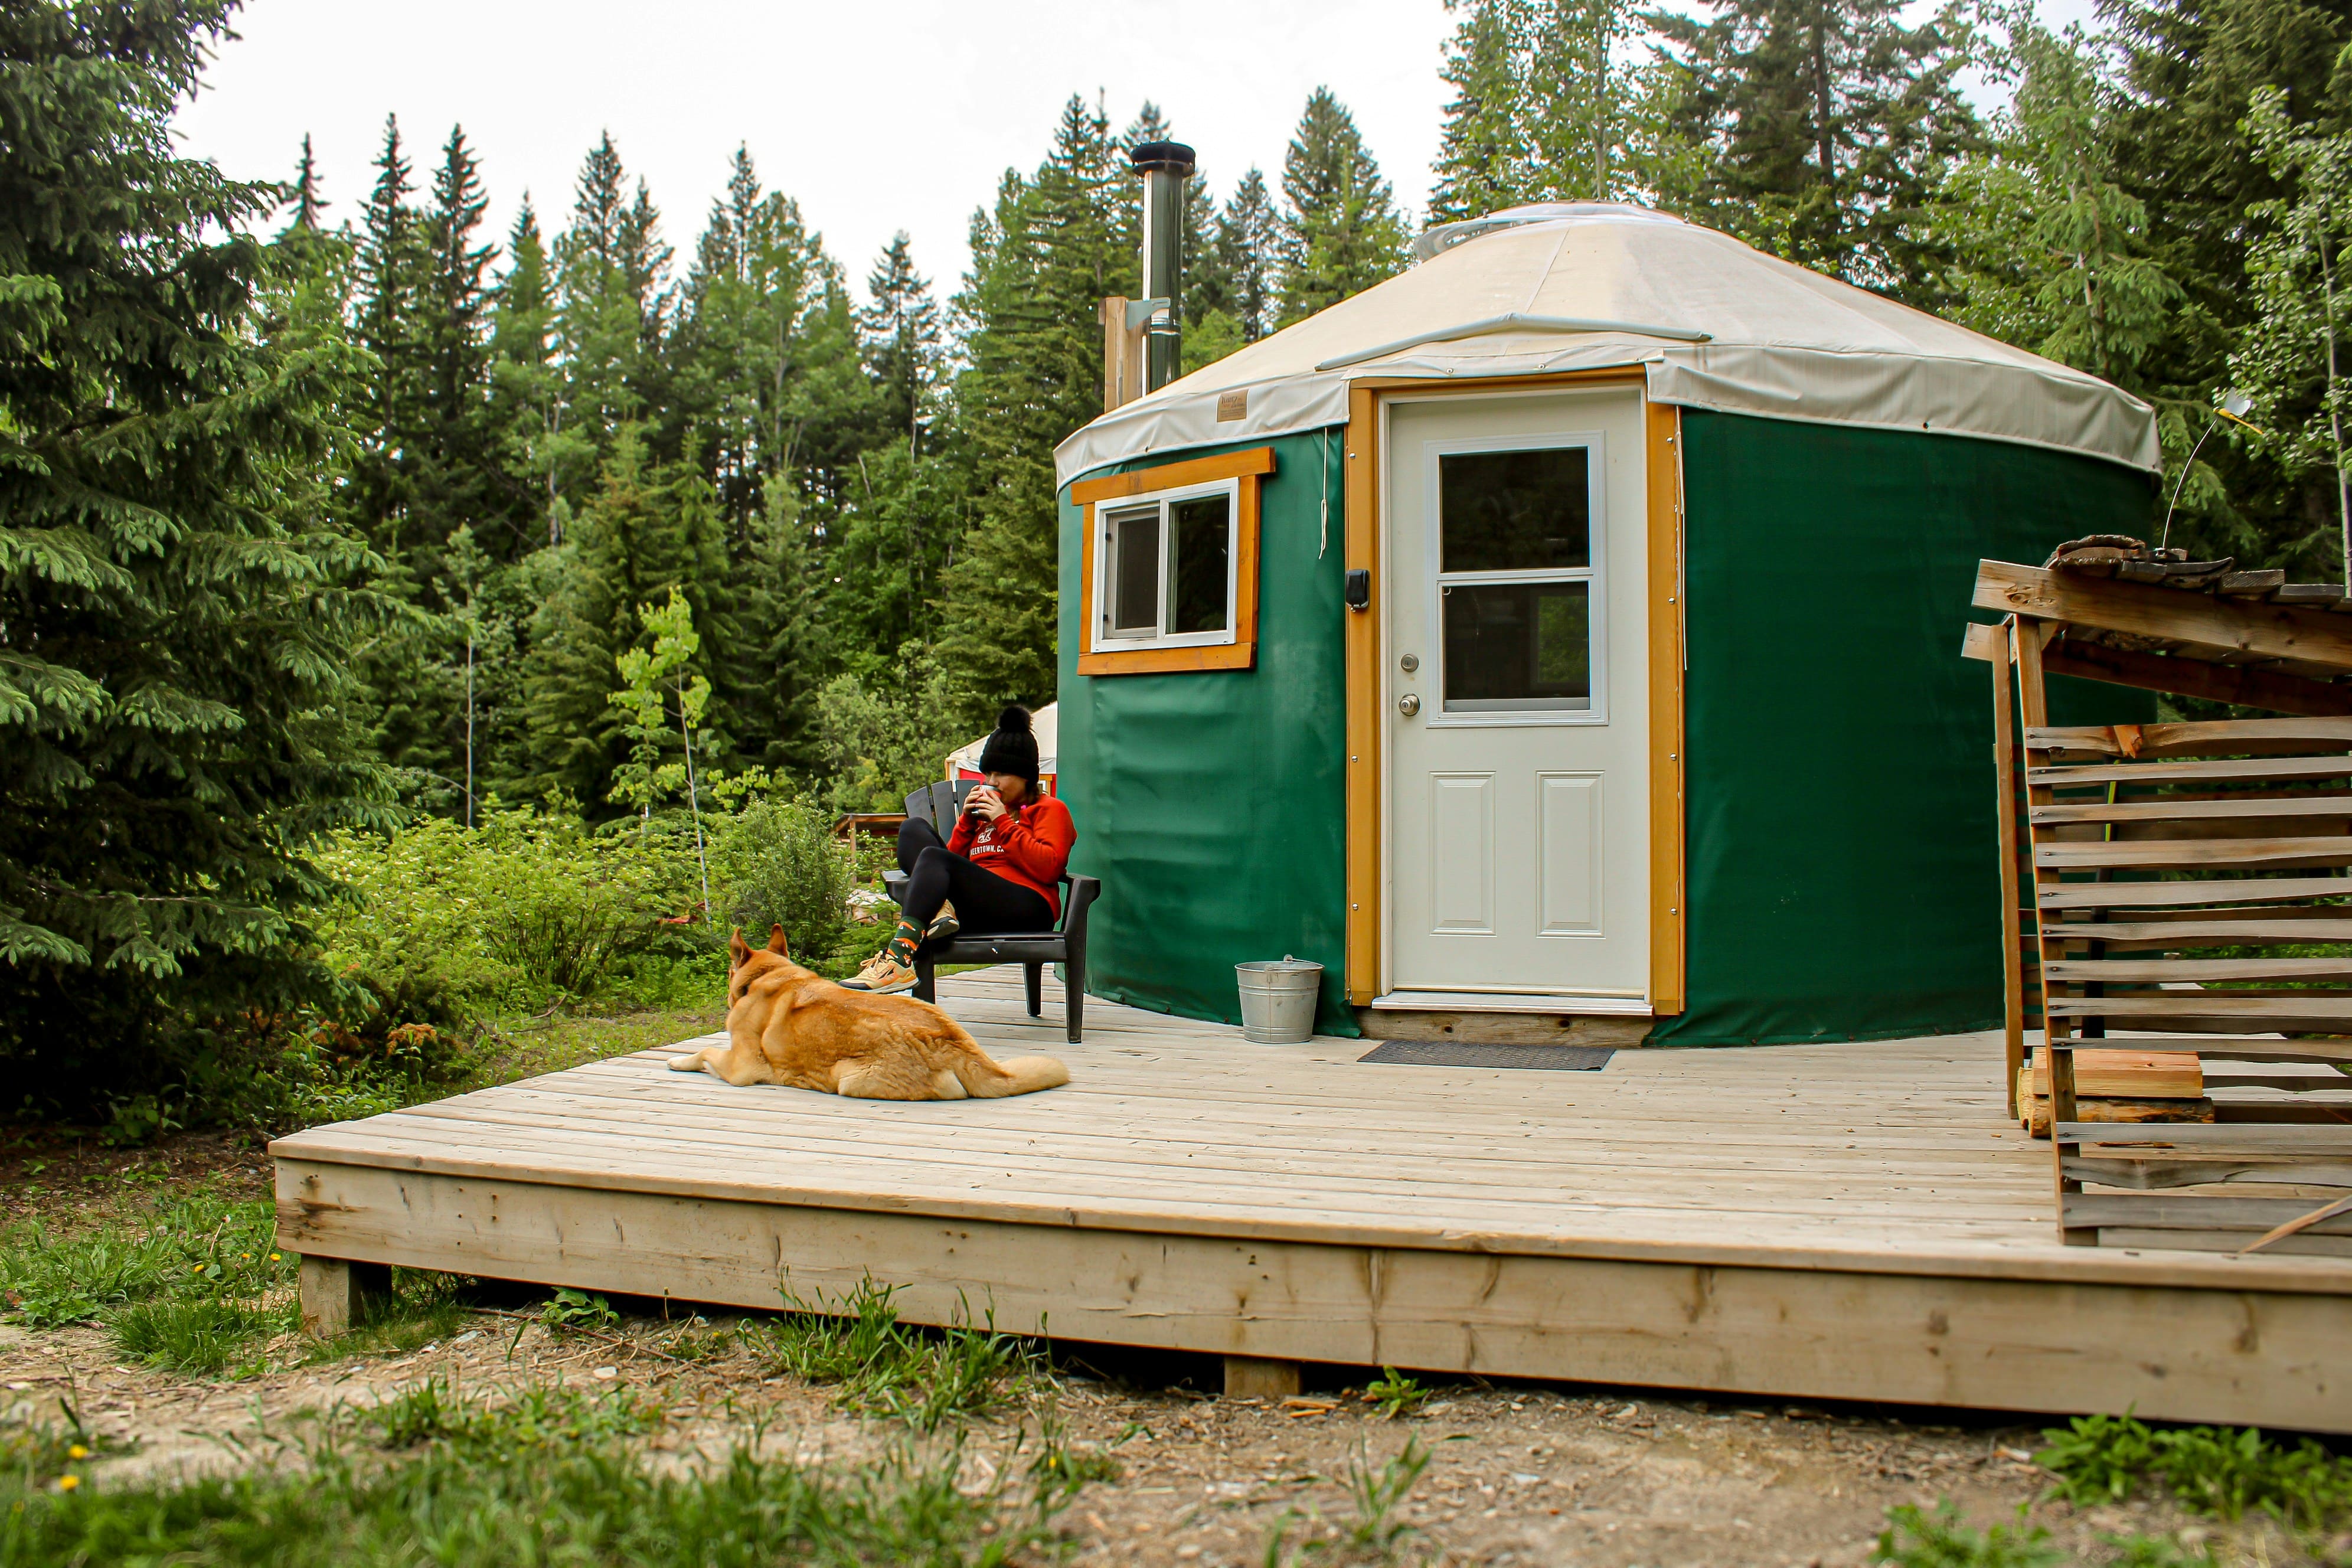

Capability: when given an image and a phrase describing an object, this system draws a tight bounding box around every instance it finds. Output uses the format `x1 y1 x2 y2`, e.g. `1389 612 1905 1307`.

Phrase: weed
1 1391 1057 1566
107 1298 286 1377
361 1378 657 1452
1344 1435 1429 1557
1873 1501 2063 1567
2037 1411 2162 1506
1027 1397 1121 1511
537 1288 619 1334
661 1318 729 1362
1361 1368 1429 1421
759 1278 1035 1431
2036 1412 2352 1528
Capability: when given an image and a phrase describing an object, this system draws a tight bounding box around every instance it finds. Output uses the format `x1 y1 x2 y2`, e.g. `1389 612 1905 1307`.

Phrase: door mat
1357 1042 1616 1070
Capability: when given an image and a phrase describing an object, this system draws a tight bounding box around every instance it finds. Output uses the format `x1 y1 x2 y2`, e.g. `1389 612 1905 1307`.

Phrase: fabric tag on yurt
1357 1042 1615 1070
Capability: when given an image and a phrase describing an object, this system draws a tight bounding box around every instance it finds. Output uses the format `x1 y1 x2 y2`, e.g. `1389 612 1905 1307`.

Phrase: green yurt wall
1648 409 2155 1046
1056 430 1357 1035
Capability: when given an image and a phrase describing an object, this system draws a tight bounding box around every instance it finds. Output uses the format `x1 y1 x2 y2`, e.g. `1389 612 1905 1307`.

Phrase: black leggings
896 818 1054 937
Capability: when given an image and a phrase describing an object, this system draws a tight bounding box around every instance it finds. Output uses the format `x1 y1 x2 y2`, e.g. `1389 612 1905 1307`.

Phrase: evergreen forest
7 0 2352 1128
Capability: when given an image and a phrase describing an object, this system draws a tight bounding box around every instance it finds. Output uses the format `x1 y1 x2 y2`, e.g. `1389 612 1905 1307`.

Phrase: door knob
1398 692 1422 717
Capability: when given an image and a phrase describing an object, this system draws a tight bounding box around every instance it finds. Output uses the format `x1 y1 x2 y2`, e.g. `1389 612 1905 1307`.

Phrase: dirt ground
0 1133 2333 1567
0 1301 2315 1566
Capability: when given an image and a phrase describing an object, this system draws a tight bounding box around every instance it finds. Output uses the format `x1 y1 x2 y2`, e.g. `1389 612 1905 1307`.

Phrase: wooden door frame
1342 371 1687 1013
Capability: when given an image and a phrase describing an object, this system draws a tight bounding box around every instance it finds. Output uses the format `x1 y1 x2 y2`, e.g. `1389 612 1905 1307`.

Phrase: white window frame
1091 475 1242 652
1422 429 1608 727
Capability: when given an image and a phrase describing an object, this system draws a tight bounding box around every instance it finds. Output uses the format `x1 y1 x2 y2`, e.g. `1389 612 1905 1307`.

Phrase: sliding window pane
1107 507 1161 636
1168 495 1230 635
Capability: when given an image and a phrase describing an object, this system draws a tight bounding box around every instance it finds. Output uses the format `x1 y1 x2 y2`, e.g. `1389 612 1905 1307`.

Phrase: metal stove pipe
1129 140 1195 393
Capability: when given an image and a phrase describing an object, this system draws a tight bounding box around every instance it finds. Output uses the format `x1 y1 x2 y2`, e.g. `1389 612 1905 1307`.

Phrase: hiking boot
841 950 917 995
925 901 959 943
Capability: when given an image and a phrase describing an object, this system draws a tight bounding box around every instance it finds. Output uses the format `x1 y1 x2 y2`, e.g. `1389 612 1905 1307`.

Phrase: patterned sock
883 918 922 966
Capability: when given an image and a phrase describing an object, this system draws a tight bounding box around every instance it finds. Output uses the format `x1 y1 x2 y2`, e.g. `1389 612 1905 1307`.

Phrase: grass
2037 1411 2352 1530
0 1195 300 1374
756 1278 1038 1432
1 1381 1067 1568
1 1194 475 1376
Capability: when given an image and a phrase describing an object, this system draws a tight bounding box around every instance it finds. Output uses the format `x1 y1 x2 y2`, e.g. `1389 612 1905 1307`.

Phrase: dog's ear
767 924 790 956
729 927 752 968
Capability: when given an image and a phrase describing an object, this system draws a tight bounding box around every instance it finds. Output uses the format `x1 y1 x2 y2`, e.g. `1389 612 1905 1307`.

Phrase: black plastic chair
882 781 1100 1043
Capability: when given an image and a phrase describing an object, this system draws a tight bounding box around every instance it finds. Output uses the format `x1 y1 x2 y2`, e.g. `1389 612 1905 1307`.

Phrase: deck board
273 967 2352 1429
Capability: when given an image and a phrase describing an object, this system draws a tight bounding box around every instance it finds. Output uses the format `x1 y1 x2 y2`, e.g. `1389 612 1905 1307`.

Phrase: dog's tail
948 1042 1070 1097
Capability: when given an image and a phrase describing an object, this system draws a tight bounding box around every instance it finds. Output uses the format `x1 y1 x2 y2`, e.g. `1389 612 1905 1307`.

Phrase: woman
843 705 1076 995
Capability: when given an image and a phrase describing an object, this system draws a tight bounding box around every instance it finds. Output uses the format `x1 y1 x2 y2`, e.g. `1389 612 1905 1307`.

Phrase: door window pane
1168 495 1230 635
1442 582 1590 711
1439 447 1590 572
1108 507 1160 636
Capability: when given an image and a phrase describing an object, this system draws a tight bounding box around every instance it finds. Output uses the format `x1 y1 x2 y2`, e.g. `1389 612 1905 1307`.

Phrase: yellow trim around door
1646 401 1687 1015
1340 375 1688 1014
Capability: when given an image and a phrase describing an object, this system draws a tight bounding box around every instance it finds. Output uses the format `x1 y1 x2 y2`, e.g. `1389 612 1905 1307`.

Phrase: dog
667 926 1070 1099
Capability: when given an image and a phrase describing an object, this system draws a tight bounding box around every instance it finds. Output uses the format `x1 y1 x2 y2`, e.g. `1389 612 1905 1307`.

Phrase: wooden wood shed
1964 553 2352 1258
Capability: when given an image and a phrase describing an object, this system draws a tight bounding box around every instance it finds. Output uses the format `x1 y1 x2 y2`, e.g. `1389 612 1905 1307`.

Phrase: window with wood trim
1072 446 1273 677
1099 479 1237 649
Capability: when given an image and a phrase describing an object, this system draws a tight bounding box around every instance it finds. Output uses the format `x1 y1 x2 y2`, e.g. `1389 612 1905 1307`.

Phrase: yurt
1053 201 2158 1044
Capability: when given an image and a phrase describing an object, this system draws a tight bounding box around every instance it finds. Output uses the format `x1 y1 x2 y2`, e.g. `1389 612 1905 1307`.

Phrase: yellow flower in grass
67 1445 88 1460
56 1475 79 1491
270 1253 282 1262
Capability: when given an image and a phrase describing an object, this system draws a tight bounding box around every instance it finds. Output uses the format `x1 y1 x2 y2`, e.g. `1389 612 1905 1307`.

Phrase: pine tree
1216 168 1282 342
1649 0 1979 295
489 198 591 546
291 132 328 230
1431 0 1532 221
351 115 427 554
1278 88 1409 325
865 232 943 453
417 126 507 556
0 0 388 1111
939 95 1132 714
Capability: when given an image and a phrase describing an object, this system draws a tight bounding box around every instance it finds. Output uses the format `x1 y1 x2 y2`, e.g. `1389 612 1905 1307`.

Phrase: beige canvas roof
1055 204 2160 486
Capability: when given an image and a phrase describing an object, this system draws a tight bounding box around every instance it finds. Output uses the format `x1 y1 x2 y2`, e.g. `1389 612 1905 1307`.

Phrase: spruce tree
864 232 943 454
291 132 328 230
1278 88 1409 325
1431 0 1532 221
0 0 388 1112
1216 168 1282 342
489 197 589 547
1648 0 1978 296
939 94 1132 714
351 115 427 554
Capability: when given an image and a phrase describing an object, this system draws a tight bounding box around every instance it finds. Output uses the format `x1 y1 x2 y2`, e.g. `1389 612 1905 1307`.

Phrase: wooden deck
273 968 2352 1431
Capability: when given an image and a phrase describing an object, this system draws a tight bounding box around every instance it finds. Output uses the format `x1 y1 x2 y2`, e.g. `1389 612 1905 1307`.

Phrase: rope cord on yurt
1319 429 1329 557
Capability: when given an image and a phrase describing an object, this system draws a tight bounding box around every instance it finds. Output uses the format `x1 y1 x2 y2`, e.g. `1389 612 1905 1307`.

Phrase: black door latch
1344 569 1370 611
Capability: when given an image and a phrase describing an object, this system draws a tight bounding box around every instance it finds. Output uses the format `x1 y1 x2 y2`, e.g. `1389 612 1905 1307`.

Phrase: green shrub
708 798 851 961
313 806 707 1023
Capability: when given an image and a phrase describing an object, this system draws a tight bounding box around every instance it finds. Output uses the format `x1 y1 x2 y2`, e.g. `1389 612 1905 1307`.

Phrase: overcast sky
171 0 2098 299
171 0 1455 295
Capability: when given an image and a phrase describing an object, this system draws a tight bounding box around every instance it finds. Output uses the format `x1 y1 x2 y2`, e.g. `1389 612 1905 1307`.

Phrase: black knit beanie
976 704 1040 785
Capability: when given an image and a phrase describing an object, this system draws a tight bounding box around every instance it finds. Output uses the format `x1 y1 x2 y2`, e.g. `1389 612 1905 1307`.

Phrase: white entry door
1384 390 1650 1007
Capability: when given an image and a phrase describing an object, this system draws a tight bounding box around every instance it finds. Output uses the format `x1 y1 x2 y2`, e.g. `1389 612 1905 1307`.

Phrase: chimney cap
1129 141 1195 176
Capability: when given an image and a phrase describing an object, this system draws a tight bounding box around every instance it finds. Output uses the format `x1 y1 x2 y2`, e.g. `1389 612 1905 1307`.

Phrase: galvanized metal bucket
1235 955 1322 1044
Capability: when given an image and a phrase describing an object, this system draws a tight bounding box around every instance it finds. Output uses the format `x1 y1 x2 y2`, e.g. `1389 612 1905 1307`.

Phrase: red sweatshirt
948 792 1076 917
